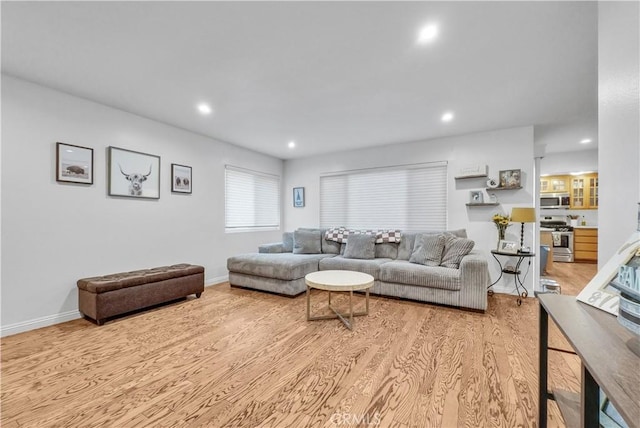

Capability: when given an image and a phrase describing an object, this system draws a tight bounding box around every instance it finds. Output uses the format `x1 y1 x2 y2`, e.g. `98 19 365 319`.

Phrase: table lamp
510 207 536 252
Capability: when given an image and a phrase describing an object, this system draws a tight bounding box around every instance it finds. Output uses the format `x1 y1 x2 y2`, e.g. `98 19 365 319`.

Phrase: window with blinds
225 165 280 232
320 162 447 231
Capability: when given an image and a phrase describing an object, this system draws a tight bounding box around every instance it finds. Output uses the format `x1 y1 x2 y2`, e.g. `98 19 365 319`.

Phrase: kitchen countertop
573 225 598 229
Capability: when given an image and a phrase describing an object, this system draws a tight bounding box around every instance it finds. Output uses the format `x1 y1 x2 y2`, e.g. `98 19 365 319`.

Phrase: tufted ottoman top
77 264 205 294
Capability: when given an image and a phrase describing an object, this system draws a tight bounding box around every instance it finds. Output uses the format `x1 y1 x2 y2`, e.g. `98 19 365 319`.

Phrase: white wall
539 149 598 176
1 75 283 335
284 126 536 295
598 2 640 265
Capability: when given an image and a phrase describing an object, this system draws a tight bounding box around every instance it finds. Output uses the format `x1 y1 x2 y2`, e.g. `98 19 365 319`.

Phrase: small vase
497 230 505 250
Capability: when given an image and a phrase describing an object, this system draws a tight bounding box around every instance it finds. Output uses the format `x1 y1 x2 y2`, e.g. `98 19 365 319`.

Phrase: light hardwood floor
1 264 596 428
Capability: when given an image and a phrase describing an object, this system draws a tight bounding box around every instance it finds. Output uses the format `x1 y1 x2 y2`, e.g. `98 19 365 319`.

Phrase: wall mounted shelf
486 186 523 191
455 174 488 180
466 203 499 207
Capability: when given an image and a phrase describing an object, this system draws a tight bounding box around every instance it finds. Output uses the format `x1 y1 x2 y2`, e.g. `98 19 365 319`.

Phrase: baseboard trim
206 274 228 286
2 277 229 337
1 310 82 338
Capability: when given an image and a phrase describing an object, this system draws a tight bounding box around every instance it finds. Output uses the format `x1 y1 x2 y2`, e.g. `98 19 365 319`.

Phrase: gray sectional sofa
227 228 489 311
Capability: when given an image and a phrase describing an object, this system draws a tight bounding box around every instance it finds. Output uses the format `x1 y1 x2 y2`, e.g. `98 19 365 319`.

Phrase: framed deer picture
108 146 160 199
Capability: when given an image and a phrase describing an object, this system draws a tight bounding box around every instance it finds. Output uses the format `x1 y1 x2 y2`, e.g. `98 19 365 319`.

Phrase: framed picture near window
108 146 160 199
499 169 521 188
171 164 192 194
498 240 519 254
293 187 305 207
56 142 93 184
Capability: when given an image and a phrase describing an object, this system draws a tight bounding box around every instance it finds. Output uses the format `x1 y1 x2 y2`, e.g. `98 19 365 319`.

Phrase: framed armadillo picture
576 231 640 315
108 146 160 199
56 142 94 185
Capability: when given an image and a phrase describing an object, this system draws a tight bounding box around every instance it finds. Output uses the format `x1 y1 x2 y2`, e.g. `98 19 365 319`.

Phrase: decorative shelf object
456 164 488 179
455 174 488 180
486 186 523 191
465 203 499 207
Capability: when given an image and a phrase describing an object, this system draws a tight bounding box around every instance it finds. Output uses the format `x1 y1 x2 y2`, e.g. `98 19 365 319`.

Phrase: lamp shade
510 207 536 223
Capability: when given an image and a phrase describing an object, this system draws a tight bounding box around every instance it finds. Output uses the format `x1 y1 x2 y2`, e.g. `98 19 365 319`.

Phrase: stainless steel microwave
540 193 570 209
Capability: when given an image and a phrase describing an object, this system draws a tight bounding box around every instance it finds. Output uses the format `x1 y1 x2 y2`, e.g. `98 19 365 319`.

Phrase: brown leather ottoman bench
77 263 205 325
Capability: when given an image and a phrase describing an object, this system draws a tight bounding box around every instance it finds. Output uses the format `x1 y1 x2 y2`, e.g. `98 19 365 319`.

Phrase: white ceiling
1 1 598 160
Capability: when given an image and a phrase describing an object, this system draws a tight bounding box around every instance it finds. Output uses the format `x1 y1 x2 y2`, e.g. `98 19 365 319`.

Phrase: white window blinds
225 165 280 232
320 162 447 231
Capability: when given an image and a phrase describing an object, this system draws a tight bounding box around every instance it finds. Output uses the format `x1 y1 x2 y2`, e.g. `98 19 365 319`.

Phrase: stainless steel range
540 216 574 263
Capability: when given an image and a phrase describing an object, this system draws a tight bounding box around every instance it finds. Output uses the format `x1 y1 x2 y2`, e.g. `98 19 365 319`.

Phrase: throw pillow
343 234 376 259
440 234 475 269
293 229 322 254
282 232 294 253
409 233 446 266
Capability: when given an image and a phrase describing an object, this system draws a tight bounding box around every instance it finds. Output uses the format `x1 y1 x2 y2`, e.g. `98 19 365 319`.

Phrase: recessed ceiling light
197 103 212 115
417 24 439 44
580 138 592 144
288 141 296 149
441 111 454 122
65 149 73 153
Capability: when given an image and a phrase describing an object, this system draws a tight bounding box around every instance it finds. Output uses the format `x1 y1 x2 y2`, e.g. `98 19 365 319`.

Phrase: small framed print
498 240 519 254
108 146 160 199
56 142 93 184
293 187 305 207
171 164 192 194
499 169 522 188
469 191 484 204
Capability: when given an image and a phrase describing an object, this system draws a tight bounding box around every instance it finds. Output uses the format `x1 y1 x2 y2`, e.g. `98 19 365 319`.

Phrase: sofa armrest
458 250 489 311
259 242 286 253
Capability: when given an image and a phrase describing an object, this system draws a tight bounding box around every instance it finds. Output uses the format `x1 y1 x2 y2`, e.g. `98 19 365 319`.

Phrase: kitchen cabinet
540 176 569 193
574 227 598 263
570 173 598 209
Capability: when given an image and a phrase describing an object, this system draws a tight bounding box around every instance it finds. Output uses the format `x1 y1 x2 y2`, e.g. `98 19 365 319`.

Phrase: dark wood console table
538 294 639 428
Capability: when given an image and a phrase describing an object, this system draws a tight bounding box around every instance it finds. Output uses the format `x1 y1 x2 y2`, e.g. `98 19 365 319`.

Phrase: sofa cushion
409 233 445 266
293 229 322 254
322 239 341 255
319 256 392 280
397 229 468 260
379 260 461 291
227 253 333 281
375 242 399 259
282 232 294 252
440 234 475 269
343 234 376 259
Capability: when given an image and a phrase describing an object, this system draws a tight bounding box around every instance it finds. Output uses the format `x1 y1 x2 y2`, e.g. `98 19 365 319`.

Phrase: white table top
305 270 374 291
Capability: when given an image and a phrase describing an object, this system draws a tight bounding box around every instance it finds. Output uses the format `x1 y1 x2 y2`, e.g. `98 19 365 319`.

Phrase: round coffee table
305 270 374 330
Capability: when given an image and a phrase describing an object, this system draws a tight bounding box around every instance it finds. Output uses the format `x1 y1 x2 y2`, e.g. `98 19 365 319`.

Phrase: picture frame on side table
171 164 192 194
469 190 484 204
576 231 640 315
56 142 93 184
108 146 160 199
293 187 305 207
498 240 519 254
499 169 521 188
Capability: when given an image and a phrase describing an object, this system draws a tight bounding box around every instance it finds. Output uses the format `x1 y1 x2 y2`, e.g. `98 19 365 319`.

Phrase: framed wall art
498 169 521 188
171 164 192 194
469 190 484 204
577 231 640 315
108 146 160 199
56 142 93 184
293 187 305 207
